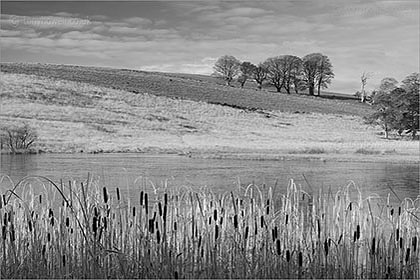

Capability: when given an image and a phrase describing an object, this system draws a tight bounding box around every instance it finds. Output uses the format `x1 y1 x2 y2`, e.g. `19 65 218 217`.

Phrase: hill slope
1 63 371 117
1 69 418 161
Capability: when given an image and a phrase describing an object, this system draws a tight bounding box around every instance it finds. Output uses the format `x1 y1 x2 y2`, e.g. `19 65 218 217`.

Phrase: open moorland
0 63 418 162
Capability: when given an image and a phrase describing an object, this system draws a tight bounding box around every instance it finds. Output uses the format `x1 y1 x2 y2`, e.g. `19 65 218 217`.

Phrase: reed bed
0 175 419 278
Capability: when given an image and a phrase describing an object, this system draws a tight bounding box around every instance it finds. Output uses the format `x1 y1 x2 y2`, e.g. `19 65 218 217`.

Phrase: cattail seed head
140 191 144 206
156 230 161 244
145 193 149 214
163 205 167 222
209 216 212 225
2 225 6 240
261 215 264 228
276 239 281 255
148 219 154 233
356 225 360 240
28 221 32 232
215 225 219 240
164 193 168 206
116 187 120 201
286 250 290 262
298 252 303 267
92 216 98 233
66 217 69 227
353 231 357 242
390 208 394 216
398 206 401 216
255 220 258 235
158 202 163 217
285 215 289 225
47 232 51 242
62 255 66 267
371 237 376 255
133 206 136 217
233 214 238 229
245 226 249 240
39 195 42 204
103 187 108 203
412 236 417 252
396 228 399 241
317 220 321 239
214 209 217 221
324 239 329 256
174 221 177 231
405 248 410 263
400 237 403 249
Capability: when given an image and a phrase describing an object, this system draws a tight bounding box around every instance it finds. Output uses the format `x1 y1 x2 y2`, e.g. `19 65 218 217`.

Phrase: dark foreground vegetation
1 176 419 278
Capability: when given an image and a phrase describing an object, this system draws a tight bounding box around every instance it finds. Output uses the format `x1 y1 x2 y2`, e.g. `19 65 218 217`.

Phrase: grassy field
1 63 371 116
1 176 419 278
0 63 418 160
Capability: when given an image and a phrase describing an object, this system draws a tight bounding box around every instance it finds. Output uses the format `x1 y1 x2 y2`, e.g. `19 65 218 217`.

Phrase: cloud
123 17 153 26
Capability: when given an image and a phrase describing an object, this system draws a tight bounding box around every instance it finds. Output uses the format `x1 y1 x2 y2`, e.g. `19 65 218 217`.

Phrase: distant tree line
212 53 334 96
364 73 419 139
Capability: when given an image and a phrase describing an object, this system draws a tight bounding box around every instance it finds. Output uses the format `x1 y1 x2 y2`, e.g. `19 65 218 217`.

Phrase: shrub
0 123 38 153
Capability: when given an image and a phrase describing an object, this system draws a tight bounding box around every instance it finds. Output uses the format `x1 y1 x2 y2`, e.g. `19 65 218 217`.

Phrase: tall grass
1 175 419 278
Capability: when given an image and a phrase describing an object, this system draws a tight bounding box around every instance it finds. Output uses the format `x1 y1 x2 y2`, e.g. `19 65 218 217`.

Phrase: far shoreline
1 148 419 164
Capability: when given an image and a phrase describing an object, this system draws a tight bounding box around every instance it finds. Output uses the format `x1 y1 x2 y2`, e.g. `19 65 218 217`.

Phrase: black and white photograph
0 0 419 278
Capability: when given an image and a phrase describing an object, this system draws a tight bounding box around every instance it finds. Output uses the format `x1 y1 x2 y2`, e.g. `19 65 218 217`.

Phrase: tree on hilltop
302 53 334 96
237 62 256 88
264 56 284 92
252 63 268 90
213 55 241 86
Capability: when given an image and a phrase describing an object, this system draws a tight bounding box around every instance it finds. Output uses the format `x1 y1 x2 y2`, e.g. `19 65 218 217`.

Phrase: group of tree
365 73 419 139
213 53 334 96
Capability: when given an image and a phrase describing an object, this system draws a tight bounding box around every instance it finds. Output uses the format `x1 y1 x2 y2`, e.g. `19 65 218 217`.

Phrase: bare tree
302 53 334 96
0 123 38 153
213 55 241 86
264 56 284 92
360 72 370 102
252 63 267 90
283 55 303 94
315 55 334 96
238 61 256 88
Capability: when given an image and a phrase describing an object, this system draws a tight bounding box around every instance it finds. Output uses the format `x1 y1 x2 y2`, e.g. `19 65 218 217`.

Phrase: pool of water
1 153 419 205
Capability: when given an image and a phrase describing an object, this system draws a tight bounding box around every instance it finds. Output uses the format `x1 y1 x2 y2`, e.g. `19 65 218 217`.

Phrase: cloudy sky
1 0 419 94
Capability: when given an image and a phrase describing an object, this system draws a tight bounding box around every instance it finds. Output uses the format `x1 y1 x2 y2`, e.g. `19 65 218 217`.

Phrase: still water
0 153 419 204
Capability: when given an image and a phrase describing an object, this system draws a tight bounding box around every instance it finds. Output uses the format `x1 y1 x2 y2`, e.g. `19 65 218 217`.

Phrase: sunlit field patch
1 175 419 278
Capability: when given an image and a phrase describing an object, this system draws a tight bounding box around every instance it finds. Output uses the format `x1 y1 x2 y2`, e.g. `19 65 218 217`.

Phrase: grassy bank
1 72 418 158
1 176 419 278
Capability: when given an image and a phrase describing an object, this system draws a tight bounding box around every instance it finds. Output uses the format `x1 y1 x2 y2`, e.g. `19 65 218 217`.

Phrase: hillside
0 67 418 161
1 63 371 117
